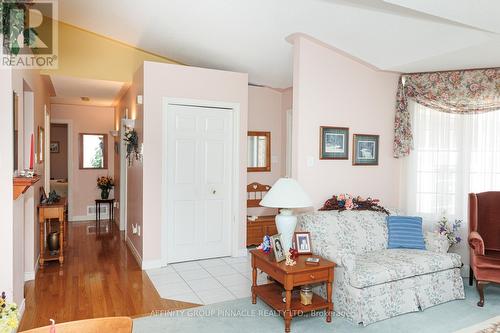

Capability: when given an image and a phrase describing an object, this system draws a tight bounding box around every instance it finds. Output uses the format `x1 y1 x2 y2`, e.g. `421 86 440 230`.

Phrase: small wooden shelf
38 197 67 268
13 175 40 200
41 248 60 262
253 283 329 316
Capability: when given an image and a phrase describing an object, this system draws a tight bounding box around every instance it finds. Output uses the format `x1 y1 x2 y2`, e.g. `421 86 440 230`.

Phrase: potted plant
0 292 19 333
97 176 114 199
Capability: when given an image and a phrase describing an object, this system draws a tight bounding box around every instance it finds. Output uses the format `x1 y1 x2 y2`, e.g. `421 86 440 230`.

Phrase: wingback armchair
468 192 500 307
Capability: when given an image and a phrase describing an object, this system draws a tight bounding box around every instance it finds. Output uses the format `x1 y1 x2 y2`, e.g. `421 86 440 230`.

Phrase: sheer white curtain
402 101 500 268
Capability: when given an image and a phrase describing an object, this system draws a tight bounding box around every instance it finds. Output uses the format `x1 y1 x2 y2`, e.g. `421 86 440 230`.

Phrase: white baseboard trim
24 271 35 281
142 259 162 270
71 214 110 222
126 236 142 268
234 248 248 257
18 298 26 321
24 255 40 282
71 215 95 222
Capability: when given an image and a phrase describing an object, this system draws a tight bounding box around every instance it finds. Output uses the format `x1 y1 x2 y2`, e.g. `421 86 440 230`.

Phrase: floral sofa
297 210 465 325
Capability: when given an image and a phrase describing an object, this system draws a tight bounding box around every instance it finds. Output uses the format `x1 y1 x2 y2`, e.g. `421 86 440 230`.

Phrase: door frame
43 105 50 190
50 119 73 220
119 119 131 234
161 97 241 266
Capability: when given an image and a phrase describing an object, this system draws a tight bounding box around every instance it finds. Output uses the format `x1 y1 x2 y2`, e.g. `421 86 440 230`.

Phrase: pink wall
291 36 401 209
0 67 14 301
13 68 51 305
141 62 248 263
51 104 115 219
116 66 144 257
247 86 286 216
281 87 293 178
0 66 51 304
50 124 68 179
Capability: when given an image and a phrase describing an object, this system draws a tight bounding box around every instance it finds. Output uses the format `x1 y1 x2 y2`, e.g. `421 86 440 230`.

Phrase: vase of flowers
0 292 19 333
437 215 462 246
97 176 114 199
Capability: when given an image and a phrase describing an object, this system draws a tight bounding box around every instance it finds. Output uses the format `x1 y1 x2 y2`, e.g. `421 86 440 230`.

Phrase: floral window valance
393 68 500 158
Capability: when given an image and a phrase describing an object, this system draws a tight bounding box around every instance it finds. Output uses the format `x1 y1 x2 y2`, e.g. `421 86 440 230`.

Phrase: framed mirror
247 131 271 172
79 133 108 169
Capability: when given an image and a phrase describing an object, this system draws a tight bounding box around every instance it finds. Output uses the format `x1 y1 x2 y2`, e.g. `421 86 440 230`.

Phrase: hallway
19 221 199 331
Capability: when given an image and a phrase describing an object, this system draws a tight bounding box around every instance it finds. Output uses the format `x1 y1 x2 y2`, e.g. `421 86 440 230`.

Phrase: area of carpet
133 283 500 333
455 315 500 333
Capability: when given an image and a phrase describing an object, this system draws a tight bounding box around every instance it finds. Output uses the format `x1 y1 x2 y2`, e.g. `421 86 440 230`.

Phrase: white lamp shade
260 178 312 209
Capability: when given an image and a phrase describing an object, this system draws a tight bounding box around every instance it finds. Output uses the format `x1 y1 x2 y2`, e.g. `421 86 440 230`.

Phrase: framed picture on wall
353 134 379 166
50 141 60 153
320 126 349 160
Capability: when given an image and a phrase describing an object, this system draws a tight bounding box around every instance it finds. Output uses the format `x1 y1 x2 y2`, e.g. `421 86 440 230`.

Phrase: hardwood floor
19 220 200 331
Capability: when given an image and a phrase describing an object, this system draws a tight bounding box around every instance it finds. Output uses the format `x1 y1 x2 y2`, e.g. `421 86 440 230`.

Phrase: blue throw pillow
387 216 426 250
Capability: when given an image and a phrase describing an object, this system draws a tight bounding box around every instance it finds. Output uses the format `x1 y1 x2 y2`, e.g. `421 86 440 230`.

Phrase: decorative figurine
285 252 296 266
257 235 271 254
289 248 299 260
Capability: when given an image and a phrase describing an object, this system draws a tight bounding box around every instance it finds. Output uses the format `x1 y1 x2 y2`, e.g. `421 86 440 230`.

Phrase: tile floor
147 256 269 305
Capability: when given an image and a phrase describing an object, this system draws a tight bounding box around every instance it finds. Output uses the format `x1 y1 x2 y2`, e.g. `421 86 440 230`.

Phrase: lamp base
275 209 297 252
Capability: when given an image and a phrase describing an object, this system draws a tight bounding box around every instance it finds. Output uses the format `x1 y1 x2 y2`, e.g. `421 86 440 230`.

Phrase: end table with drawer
250 249 335 333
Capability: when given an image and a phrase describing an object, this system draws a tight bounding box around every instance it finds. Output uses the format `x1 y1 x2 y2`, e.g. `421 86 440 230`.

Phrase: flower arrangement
97 176 114 199
319 194 389 215
437 216 462 246
0 292 19 333
123 127 141 166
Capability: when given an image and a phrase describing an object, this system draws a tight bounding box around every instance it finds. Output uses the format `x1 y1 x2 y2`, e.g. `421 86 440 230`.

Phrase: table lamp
260 178 312 251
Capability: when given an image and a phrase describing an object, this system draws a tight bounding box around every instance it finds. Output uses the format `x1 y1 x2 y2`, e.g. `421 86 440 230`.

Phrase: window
79 133 108 169
403 101 500 220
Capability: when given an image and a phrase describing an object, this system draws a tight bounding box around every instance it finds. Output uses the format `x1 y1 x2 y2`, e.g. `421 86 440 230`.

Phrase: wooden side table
251 249 335 333
38 198 67 267
95 199 115 230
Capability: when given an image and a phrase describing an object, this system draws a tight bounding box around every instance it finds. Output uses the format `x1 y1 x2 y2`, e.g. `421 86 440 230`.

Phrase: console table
95 199 115 230
251 249 335 333
38 197 67 267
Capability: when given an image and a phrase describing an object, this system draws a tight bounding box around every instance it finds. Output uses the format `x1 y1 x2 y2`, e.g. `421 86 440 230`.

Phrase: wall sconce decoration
123 127 141 166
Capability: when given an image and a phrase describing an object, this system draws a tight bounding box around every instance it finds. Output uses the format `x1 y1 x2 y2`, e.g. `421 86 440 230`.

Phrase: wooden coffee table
250 249 335 332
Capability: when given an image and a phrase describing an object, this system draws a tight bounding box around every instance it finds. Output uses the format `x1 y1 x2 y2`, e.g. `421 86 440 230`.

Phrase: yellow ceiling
41 21 180 83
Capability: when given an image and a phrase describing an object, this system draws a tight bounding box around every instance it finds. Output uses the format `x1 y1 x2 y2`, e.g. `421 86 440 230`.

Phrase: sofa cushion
387 216 425 250
347 249 462 289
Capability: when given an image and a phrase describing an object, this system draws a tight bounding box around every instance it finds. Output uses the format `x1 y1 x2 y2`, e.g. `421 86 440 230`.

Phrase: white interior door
166 104 233 263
